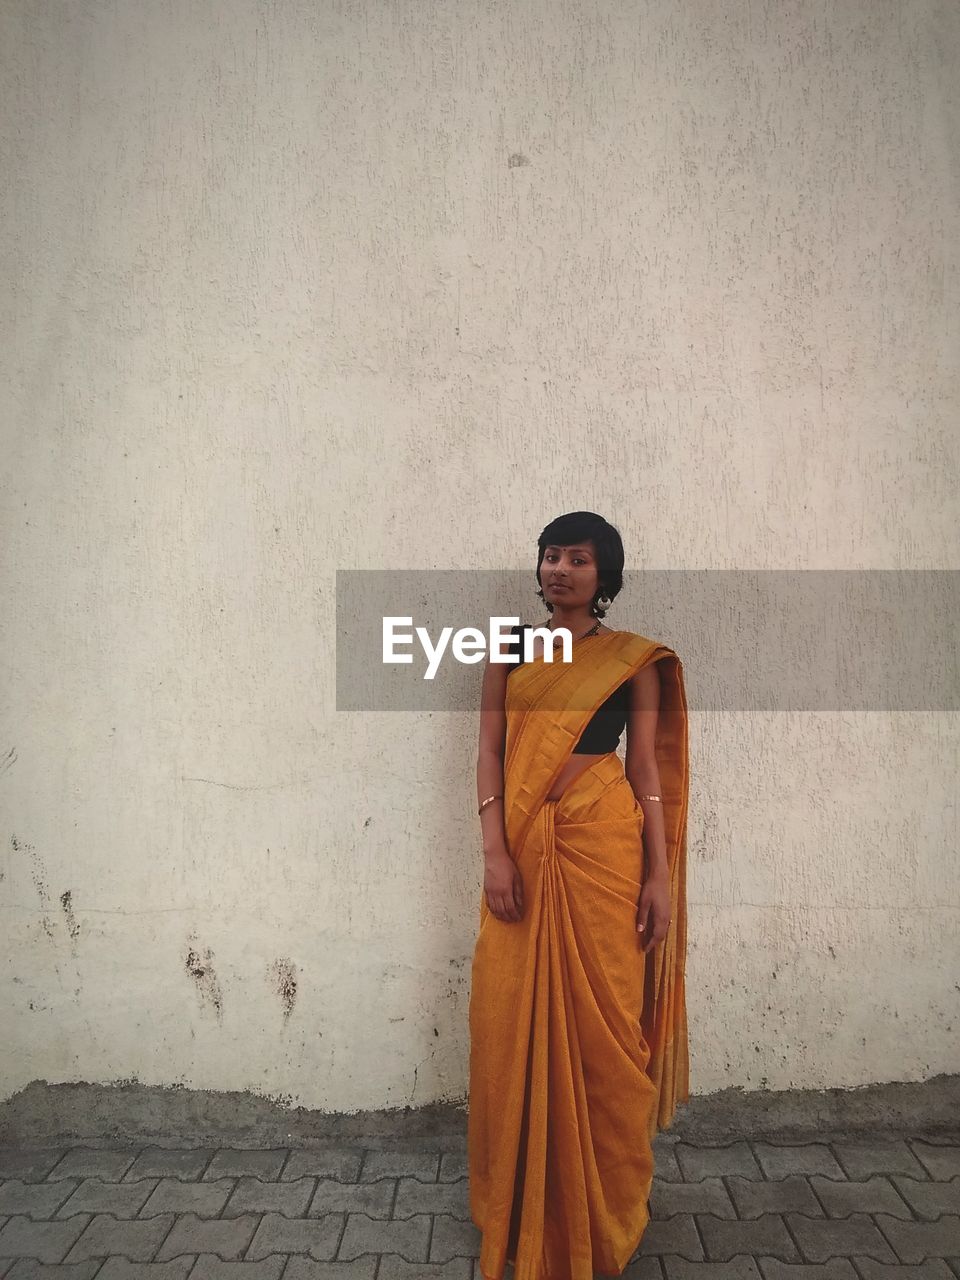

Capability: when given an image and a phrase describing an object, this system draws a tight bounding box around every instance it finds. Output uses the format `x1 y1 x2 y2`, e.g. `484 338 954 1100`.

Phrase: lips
549 583 571 591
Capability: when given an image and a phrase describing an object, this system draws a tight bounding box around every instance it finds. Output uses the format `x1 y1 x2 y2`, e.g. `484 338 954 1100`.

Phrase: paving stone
156 1217 260 1263
56 1179 159 1219
223 1179 315 1218
202 1153 288 1183
3 1262 103 1280
0 1218 90 1264
752 1147 846 1181
282 1152 364 1184
392 1180 470 1221
123 1150 216 1182
635 1214 704 1259
308 1180 395 1219
188 1258 286 1280
0 1155 67 1183
428 1216 480 1263
727 1177 823 1220
358 1154 439 1184
651 1180 736 1219
757 1261 859 1280
893 1177 960 1219
283 1260 377 1280
48 1152 138 1184
0 1182 80 1220
652 1145 684 1181
246 1213 342 1260
662 1259 762 1280
437 1154 468 1183
64 1214 175 1263
96 1262 195 1280
832 1142 927 1180
911 1147 960 1181
139 1181 235 1218
872 1216 960 1263
808 1175 912 1218
617 1258 664 1280
698 1216 799 1263
377 1258 473 1280
675 1144 762 1181
854 1261 957 1280
336 1215 432 1263
784 1213 898 1264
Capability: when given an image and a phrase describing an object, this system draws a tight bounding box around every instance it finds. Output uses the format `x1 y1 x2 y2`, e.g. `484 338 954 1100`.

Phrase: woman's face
539 541 602 610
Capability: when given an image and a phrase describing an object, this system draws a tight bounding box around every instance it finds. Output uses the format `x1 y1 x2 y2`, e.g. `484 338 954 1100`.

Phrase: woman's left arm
625 661 671 951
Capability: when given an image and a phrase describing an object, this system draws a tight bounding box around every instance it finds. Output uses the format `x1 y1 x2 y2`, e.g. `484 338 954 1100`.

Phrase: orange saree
467 629 690 1280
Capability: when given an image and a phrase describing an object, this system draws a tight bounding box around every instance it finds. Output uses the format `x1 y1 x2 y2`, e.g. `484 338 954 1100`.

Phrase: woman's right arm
476 647 524 922
477 652 509 858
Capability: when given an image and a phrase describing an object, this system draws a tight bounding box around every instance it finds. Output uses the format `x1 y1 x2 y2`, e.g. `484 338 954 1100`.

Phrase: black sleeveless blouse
506 623 629 754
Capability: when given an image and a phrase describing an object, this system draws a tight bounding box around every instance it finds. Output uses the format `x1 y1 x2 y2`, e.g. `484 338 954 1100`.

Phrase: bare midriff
545 752 610 801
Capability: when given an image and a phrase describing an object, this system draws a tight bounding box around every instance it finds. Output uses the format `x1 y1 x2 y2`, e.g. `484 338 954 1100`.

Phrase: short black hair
535 511 625 617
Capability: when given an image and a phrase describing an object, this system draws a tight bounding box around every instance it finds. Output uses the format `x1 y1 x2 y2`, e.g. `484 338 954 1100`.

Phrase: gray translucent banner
335 570 960 712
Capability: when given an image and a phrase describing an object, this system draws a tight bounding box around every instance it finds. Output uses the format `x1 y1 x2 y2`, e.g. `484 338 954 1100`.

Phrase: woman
468 511 690 1280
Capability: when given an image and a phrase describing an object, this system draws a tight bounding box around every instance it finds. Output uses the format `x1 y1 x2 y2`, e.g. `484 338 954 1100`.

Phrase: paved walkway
0 1135 958 1280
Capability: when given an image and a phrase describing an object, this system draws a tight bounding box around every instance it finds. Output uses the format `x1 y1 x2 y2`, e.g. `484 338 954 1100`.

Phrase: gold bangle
638 794 662 802
478 794 503 815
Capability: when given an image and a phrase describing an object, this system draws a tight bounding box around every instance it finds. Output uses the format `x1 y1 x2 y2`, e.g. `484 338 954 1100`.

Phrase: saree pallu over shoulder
468 630 690 1280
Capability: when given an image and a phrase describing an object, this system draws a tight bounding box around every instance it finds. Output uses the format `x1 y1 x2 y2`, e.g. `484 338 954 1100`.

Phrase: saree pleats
468 631 690 1280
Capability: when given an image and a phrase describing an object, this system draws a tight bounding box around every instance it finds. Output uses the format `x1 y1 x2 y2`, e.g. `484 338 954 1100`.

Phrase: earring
596 593 612 612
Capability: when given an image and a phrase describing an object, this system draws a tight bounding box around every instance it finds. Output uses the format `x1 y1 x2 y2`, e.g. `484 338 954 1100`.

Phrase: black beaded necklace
548 618 602 644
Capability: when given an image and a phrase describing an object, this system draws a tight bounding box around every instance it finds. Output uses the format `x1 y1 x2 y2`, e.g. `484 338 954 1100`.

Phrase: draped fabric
467 630 690 1280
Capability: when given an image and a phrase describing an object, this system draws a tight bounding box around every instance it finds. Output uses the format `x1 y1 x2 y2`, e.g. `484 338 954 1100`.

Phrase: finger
644 921 668 952
495 892 517 924
636 898 650 935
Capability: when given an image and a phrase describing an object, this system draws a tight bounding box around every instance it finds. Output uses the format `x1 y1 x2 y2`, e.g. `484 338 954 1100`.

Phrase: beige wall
2 0 958 1110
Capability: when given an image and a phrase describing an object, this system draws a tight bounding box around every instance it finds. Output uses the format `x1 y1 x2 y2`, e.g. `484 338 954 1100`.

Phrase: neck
548 607 597 634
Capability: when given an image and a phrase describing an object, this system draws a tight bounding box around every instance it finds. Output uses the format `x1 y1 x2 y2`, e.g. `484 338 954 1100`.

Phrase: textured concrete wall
1 0 958 1111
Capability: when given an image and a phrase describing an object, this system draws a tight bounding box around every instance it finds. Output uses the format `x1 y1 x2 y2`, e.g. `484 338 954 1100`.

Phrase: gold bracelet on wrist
478 794 503 815
638 793 662 802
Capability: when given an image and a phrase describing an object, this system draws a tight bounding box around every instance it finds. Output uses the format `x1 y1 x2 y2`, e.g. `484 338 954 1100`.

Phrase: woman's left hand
636 872 671 954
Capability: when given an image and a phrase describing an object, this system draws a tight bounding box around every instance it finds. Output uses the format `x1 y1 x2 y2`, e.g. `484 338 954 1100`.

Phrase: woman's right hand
483 852 524 923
